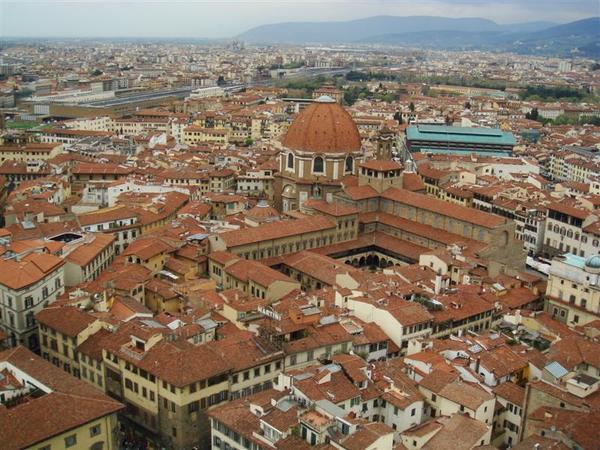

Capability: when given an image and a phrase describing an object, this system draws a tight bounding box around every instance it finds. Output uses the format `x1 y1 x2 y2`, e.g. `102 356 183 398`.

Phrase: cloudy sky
1 0 598 38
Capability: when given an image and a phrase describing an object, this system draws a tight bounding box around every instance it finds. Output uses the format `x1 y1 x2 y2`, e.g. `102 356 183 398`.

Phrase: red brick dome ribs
282 97 361 153
246 201 279 220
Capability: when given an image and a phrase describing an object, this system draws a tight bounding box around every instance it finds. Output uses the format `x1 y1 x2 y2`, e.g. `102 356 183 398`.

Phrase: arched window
287 152 294 170
313 156 324 174
345 156 354 173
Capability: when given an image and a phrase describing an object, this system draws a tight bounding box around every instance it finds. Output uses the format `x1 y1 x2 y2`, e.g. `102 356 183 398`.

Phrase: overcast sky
1 0 598 38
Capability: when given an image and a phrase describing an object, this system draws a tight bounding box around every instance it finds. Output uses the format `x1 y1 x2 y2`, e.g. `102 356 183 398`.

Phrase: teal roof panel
413 147 512 157
407 125 516 146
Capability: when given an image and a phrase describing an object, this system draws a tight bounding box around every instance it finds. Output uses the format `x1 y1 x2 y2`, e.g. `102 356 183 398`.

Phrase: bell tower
376 125 395 160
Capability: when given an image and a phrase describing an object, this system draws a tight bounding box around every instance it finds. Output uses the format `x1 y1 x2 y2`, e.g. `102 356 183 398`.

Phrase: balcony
120 344 145 361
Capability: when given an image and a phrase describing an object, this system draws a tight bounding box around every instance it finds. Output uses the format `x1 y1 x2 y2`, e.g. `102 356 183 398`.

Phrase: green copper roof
407 125 516 146
562 253 586 269
415 147 512 157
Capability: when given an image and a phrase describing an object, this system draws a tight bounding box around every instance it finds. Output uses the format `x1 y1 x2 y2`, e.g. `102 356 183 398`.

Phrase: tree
375 93 395 103
553 115 578 126
345 71 367 82
525 108 539 121
217 75 226 86
409 102 415 113
394 111 403 125
343 85 370 106
464 101 471 110
520 85 585 102
580 115 600 126
244 137 254 146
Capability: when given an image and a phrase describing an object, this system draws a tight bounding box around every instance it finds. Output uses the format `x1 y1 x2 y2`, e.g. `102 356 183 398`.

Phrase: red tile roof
225 258 296 287
216 216 336 248
0 253 64 290
303 199 358 216
360 160 403 171
36 306 97 337
381 187 506 229
64 233 115 267
72 162 132 175
0 346 123 450
342 184 380 200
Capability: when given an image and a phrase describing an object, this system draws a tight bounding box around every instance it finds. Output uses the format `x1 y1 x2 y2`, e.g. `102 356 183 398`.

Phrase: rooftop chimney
434 270 443 295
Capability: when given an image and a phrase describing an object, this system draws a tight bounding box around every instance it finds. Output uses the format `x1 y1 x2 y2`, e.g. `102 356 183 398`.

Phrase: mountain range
238 16 600 57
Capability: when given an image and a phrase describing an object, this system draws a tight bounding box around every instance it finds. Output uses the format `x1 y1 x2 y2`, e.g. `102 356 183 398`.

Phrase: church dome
585 255 600 271
282 96 361 154
246 200 280 221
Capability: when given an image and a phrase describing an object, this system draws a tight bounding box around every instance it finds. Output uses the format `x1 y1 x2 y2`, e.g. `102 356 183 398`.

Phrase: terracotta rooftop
78 205 138 226
0 346 123 450
381 187 506 229
36 306 97 337
246 203 280 220
492 381 525 406
527 406 600 450
0 253 64 290
478 345 529 379
402 172 427 192
104 331 230 388
281 250 358 286
122 237 177 261
303 199 358 217
360 160 403 171
340 422 394 450
421 413 490 450
215 215 336 248
72 162 132 175
64 233 115 267
208 389 287 447
225 258 296 287
342 184 380 200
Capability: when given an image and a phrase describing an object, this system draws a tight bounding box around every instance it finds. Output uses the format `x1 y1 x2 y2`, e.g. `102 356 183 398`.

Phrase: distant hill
238 15 554 43
238 15 599 57
506 17 600 57
368 17 600 57
361 30 506 48
530 17 599 39
498 21 557 33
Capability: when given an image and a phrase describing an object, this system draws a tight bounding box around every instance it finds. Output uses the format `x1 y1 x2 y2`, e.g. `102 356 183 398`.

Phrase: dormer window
128 334 149 354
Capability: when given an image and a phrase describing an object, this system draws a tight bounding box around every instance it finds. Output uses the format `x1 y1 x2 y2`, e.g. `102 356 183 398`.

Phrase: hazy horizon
1 0 598 39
